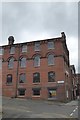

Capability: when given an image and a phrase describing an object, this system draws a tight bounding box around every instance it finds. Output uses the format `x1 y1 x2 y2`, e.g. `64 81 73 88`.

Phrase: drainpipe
15 45 20 98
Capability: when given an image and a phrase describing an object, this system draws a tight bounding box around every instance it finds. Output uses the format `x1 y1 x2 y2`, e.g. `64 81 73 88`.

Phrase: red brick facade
70 65 77 100
76 74 80 97
1 32 73 102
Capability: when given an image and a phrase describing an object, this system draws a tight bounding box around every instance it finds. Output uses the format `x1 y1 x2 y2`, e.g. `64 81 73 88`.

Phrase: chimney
61 32 66 40
8 36 14 45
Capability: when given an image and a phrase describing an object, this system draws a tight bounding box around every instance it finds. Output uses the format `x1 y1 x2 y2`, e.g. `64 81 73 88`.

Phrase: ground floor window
18 88 26 96
32 88 40 96
48 88 57 98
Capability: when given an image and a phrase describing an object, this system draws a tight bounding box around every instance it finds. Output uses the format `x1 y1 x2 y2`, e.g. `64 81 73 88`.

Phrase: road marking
73 109 76 112
70 106 78 117
75 107 78 110
70 113 73 116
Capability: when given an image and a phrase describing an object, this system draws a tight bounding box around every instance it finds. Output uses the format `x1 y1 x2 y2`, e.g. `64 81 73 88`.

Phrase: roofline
1 36 62 47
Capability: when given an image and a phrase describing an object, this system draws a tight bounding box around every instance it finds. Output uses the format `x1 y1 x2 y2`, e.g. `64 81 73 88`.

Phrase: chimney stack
61 32 66 40
8 36 14 45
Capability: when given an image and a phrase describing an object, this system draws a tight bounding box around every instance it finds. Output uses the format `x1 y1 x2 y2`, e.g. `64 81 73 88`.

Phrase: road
2 97 78 119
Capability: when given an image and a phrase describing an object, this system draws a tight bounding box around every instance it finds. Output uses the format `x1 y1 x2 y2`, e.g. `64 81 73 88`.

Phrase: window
34 42 40 51
8 57 14 68
20 57 26 68
0 48 4 55
18 88 26 96
48 54 54 65
10 46 15 54
48 88 56 98
19 73 26 83
48 41 54 49
48 72 55 82
34 55 40 67
22 45 27 53
7 74 12 85
33 72 40 83
33 88 40 96
0 59 2 69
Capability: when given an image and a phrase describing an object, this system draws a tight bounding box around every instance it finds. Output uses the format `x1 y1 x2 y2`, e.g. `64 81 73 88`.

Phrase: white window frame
10 46 15 54
34 42 40 51
20 57 26 68
34 55 40 67
22 45 27 53
48 54 54 65
48 41 54 49
0 48 4 55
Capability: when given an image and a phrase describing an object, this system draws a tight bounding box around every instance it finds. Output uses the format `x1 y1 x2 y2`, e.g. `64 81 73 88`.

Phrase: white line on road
73 109 76 112
70 113 73 116
70 106 78 117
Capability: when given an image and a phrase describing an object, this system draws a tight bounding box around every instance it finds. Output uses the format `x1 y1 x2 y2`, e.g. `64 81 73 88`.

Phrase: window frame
48 54 54 65
48 71 55 82
48 41 54 49
20 57 26 68
6 74 12 85
32 88 40 96
33 72 40 83
0 59 2 69
8 57 14 69
34 42 40 51
48 88 57 98
0 48 4 55
19 73 26 83
21 45 27 53
34 55 40 67
18 88 26 96
10 46 15 54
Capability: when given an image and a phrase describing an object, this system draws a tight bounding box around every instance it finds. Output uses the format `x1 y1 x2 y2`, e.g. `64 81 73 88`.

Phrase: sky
0 1 79 73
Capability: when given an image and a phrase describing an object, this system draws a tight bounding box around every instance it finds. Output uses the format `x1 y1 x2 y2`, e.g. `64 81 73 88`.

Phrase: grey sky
1 2 78 72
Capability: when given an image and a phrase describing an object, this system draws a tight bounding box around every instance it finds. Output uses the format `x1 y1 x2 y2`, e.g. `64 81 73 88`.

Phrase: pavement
45 99 78 106
65 100 78 106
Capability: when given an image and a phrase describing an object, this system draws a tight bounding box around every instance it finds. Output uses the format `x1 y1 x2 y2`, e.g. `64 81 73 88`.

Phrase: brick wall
2 32 72 101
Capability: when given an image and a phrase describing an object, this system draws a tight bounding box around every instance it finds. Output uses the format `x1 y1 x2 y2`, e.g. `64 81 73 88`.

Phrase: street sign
57 81 64 84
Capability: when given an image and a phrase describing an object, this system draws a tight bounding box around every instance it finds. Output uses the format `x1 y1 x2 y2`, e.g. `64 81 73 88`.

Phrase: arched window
8 57 14 68
34 55 40 67
33 72 40 83
48 54 54 65
19 73 26 83
7 74 12 85
20 57 26 68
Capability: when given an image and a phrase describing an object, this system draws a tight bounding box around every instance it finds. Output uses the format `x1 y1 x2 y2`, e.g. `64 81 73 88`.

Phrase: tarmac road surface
2 97 78 119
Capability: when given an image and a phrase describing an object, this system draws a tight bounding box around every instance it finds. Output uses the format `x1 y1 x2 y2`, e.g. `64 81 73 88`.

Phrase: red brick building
0 54 2 96
70 65 77 100
76 73 80 97
1 32 72 102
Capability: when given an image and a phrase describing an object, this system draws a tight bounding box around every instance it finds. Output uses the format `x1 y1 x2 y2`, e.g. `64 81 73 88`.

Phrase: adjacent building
70 65 77 100
76 73 80 98
1 32 73 102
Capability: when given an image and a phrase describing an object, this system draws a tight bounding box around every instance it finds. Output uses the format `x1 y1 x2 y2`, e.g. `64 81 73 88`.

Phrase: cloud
2 2 78 43
1 2 78 72
66 37 78 72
